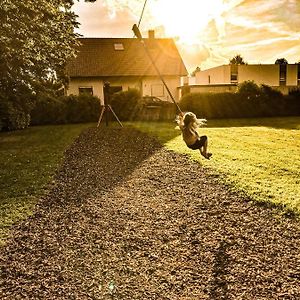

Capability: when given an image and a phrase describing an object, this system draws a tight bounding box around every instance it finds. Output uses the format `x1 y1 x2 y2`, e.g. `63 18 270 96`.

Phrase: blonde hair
181 112 206 130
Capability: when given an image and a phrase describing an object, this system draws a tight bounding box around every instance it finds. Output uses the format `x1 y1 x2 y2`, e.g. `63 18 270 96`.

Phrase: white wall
286 64 298 86
67 78 104 103
238 65 279 86
195 65 231 84
142 76 181 101
68 77 142 104
190 64 299 95
188 85 238 94
67 76 181 103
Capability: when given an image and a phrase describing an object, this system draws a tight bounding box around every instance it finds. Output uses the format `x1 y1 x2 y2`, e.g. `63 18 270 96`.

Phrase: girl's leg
200 140 208 158
200 140 212 159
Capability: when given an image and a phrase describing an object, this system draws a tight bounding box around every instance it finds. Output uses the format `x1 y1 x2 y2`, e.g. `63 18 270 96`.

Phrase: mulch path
1 127 300 299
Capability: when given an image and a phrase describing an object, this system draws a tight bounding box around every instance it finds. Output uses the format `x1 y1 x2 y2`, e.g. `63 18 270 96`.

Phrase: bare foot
205 153 212 159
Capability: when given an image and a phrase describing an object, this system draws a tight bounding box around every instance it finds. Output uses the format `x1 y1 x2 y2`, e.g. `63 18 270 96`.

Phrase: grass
128 117 300 214
0 123 94 244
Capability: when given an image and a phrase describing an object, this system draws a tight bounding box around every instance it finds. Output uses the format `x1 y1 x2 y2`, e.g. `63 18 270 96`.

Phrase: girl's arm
176 113 185 130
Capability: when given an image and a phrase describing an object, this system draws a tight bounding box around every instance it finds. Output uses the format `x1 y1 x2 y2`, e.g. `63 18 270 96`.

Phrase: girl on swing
176 112 212 159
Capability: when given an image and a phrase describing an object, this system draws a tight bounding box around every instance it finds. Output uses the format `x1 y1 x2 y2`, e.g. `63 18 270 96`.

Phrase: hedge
179 82 300 119
30 94 100 125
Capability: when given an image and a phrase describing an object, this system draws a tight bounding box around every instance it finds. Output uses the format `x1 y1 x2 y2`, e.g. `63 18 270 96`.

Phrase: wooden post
103 82 110 126
97 81 123 127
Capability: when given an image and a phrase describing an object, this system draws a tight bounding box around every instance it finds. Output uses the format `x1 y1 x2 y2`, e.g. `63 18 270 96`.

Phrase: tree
229 54 247 65
0 0 95 130
237 80 261 97
191 66 201 76
275 58 288 64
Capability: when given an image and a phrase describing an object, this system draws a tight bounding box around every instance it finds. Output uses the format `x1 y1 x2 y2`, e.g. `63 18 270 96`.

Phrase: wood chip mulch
1 127 300 299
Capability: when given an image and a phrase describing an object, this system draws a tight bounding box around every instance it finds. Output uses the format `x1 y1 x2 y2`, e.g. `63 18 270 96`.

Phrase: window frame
78 87 93 96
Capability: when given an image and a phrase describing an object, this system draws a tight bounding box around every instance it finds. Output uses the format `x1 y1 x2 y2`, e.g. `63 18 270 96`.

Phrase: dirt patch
1 127 300 299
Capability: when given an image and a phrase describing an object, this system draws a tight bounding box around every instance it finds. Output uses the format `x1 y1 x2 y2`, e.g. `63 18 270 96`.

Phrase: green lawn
0 123 94 244
128 117 300 214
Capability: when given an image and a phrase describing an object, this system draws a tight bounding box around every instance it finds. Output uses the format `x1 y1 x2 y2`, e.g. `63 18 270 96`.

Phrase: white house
183 64 300 95
66 34 188 104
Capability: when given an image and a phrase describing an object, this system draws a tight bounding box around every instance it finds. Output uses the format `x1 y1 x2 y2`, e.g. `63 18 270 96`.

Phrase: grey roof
67 38 188 77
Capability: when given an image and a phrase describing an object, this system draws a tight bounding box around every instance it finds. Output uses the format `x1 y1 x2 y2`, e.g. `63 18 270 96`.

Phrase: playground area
1 127 300 299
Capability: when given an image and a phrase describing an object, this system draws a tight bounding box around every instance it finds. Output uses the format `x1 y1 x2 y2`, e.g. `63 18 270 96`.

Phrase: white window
114 43 124 50
79 87 93 95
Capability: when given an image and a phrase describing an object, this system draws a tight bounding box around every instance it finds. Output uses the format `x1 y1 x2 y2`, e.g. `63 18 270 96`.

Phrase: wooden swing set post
97 82 123 128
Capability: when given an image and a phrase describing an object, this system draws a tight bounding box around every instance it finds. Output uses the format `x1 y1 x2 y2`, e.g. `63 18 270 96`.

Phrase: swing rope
133 0 183 114
137 0 148 28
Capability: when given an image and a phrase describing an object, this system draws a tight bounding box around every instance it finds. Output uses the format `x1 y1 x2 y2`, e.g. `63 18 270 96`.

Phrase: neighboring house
183 64 300 95
66 33 188 104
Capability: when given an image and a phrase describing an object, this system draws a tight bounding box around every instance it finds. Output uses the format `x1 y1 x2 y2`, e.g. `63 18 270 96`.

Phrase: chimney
148 30 155 39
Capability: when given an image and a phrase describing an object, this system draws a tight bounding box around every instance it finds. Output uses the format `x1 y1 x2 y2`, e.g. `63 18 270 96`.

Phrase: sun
149 0 225 44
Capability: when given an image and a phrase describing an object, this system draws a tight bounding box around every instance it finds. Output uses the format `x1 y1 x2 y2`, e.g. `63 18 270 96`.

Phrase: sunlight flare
149 0 225 43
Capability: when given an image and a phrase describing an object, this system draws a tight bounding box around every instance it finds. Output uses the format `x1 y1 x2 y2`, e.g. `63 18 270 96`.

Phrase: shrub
64 94 100 123
237 80 261 97
30 93 67 125
282 94 300 116
0 93 32 131
110 89 142 121
30 94 100 125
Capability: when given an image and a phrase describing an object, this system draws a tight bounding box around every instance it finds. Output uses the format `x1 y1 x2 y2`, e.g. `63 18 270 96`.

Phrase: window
231 74 238 81
151 84 164 97
208 75 211 84
114 43 124 50
279 64 287 86
79 87 93 95
110 86 123 94
230 64 238 83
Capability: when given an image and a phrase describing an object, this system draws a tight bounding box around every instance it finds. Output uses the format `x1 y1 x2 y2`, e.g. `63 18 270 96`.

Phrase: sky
72 0 300 73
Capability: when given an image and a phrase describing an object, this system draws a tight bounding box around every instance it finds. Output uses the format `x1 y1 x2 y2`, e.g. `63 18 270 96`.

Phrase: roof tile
67 38 188 77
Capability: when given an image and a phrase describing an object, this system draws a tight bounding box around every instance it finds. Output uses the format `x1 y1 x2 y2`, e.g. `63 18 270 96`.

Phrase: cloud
73 0 300 71
204 0 300 69
72 1 141 37
177 44 211 73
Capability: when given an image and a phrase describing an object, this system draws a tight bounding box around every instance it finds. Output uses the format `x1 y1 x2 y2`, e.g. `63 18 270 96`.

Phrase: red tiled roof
67 38 188 77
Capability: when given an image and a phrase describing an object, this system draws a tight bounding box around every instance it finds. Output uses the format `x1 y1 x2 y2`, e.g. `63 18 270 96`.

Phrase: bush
237 80 261 97
64 94 100 123
282 95 300 116
30 93 67 125
30 94 100 125
0 93 32 131
110 89 142 121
